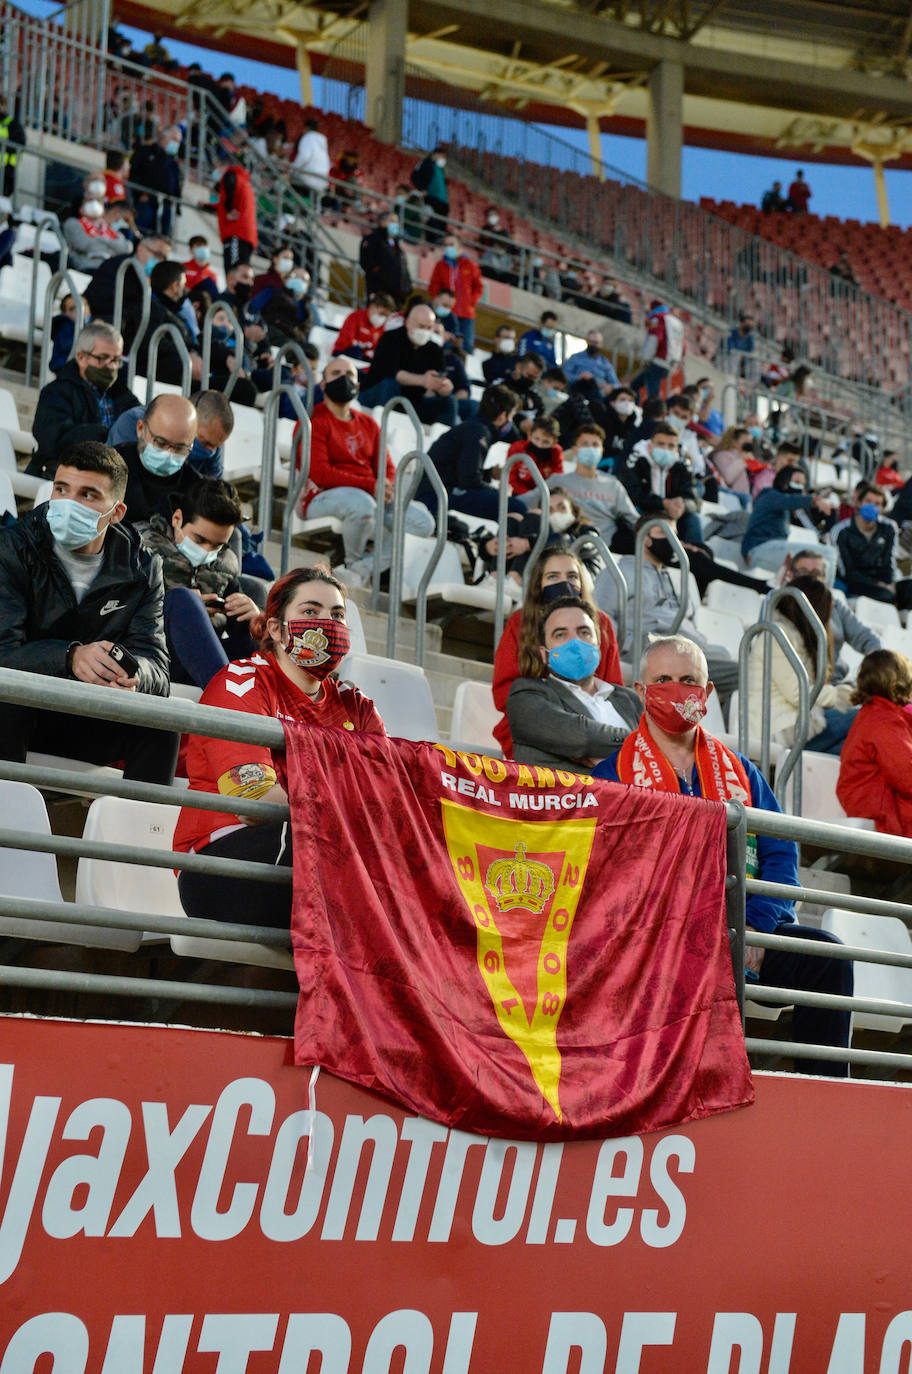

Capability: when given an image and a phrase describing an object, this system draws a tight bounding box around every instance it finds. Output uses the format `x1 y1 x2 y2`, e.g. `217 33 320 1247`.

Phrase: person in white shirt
292 117 330 199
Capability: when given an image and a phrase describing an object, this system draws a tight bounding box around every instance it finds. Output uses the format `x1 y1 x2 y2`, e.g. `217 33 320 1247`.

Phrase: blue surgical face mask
548 637 600 682
177 532 218 566
859 503 881 522
143 258 156 277
575 445 601 468
46 498 114 549
386 221 400 238
141 442 185 477
287 276 307 297
749 425 763 439
192 245 211 264
541 326 555 339
165 139 181 157
651 446 677 468
443 244 459 261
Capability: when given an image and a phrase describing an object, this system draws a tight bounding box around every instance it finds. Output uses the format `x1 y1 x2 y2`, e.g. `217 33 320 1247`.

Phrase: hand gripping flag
285 728 753 1140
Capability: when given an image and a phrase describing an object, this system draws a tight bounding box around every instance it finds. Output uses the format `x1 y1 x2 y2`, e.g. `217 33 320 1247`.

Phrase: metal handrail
386 449 449 666
37 268 84 387
260 383 309 542
271 341 315 414
112 255 151 392
761 584 828 709
493 456 550 647
631 519 691 673
24 215 67 385
279 393 313 577
143 324 192 402
570 531 628 654
372 396 424 610
738 620 810 811
200 300 244 398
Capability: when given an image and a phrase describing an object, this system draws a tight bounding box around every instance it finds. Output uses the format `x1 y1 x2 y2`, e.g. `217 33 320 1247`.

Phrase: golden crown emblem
485 841 555 916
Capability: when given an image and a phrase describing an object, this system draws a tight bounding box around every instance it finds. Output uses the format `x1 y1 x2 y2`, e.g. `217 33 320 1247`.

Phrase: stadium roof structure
115 0 912 181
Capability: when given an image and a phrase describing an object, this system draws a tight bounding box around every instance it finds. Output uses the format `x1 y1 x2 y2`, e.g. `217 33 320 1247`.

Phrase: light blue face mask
176 533 218 567
165 139 181 157
575 445 601 468
651 446 677 468
287 276 307 297
548 637 600 682
444 245 459 261
192 245 211 264
140 442 185 477
143 258 156 277
749 425 763 439
46 498 114 549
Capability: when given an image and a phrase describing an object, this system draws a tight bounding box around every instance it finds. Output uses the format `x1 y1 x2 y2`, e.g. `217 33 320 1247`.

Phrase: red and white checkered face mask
284 618 350 679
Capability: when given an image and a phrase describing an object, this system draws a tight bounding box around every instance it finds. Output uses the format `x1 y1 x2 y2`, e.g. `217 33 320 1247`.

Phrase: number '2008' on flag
285 728 753 1141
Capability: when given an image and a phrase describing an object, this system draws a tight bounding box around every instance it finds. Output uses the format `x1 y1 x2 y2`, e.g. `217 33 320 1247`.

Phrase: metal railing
278 390 312 578
386 450 449 666
112 255 151 392
493 456 550 646
630 520 690 673
572 531 629 654
24 215 67 386
738 620 810 812
142 323 191 402
5 664 912 1074
372 396 424 611
37 267 83 385
271 342 314 414
259 383 306 542
200 301 244 399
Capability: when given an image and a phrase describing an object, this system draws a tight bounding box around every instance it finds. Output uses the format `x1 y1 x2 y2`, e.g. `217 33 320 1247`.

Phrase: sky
18 0 912 229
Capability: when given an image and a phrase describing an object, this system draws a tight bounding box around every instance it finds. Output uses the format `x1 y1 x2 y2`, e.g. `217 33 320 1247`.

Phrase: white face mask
82 199 104 219
497 338 515 353
667 413 687 432
87 179 106 197
276 256 293 276
550 509 575 532
368 310 386 328
614 400 635 417
408 327 433 347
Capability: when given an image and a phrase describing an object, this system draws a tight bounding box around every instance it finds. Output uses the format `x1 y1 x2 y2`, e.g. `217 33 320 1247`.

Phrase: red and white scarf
616 714 751 805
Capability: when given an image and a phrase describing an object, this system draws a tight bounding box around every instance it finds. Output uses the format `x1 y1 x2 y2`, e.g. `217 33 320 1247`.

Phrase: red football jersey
174 653 385 853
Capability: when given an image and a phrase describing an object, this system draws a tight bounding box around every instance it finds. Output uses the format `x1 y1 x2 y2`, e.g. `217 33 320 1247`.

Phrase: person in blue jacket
741 463 837 580
594 633 852 1076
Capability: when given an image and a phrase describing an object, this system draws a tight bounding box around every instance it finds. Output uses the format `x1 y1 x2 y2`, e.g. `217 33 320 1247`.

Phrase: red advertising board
1 1014 911 1373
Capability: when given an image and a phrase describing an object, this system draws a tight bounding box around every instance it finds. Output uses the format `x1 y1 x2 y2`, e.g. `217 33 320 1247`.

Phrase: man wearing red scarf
594 634 853 1077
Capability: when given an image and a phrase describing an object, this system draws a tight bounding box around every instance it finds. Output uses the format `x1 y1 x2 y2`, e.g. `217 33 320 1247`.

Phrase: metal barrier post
143 325 192 403
631 519 690 673
113 255 151 393
725 801 748 1020
738 620 810 811
761 585 827 707
277 387 313 576
373 396 423 611
493 457 550 647
200 301 244 398
570 531 628 653
37 268 85 387
25 215 67 384
259 383 308 544
271 342 314 414
386 450 449 666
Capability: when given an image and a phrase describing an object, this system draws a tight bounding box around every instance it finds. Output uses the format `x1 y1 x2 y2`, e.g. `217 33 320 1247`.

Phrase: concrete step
363 635 492 684
357 606 443 654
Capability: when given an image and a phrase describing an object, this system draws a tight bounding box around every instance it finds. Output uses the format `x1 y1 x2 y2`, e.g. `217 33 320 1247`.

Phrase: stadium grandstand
3 0 912 1353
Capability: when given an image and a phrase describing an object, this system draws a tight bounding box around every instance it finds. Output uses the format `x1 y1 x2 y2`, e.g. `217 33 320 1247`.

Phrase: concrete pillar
646 59 683 198
296 41 314 108
364 0 407 147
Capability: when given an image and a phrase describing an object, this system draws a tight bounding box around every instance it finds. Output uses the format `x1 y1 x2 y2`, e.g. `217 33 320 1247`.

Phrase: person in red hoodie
183 236 219 293
294 354 434 578
837 650 912 836
491 548 622 758
217 149 258 268
331 292 395 363
507 414 563 494
428 232 483 353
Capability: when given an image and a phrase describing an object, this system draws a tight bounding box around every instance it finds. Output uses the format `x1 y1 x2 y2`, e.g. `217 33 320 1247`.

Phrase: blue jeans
806 706 858 756
305 484 435 563
454 316 475 352
165 586 255 689
629 361 670 399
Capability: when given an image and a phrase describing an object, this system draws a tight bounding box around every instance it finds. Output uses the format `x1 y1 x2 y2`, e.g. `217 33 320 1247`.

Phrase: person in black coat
29 322 140 479
134 261 256 403
83 236 171 350
0 440 177 782
129 125 183 236
359 213 411 303
114 392 200 527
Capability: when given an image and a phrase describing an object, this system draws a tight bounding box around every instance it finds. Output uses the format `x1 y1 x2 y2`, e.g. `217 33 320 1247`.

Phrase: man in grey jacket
593 517 739 710
780 548 881 682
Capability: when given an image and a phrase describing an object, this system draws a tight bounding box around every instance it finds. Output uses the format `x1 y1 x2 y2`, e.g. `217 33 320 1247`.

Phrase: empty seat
783 751 875 828
821 908 912 1033
692 605 745 658
340 651 439 741
0 780 139 949
705 581 765 627
450 680 500 755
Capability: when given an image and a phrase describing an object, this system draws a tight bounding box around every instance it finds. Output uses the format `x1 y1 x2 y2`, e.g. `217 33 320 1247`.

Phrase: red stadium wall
1 1015 911 1372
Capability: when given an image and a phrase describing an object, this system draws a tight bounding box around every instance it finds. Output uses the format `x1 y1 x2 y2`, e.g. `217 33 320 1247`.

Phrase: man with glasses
30 322 140 480
107 389 235 481
83 235 171 350
113 393 199 527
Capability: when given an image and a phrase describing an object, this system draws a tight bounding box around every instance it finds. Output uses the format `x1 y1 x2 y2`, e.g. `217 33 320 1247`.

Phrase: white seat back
821 908 912 1032
340 651 439 741
705 580 764 627
784 751 875 828
0 470 15 518
450 680 500 755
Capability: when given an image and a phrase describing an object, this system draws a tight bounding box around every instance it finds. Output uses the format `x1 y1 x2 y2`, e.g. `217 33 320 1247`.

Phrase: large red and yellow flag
286 727 753 1140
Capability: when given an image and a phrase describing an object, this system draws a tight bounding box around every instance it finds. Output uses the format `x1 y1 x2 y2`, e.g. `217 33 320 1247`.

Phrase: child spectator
418 383 527 522
104 149 128 203
507 415 563 494
332 293 395 363
183 236 219 293
49 293 89 376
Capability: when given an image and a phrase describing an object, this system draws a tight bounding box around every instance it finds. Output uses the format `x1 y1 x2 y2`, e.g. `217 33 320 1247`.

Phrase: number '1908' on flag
285 728 753 1140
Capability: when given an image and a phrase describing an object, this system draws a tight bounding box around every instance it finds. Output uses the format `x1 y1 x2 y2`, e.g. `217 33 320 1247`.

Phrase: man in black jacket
129 124 183 236
359 213 411 303
115 392 199 527
417 383 526 521
84 235 170 350
0 441 177 783
29 322 140 479
360 300 457 425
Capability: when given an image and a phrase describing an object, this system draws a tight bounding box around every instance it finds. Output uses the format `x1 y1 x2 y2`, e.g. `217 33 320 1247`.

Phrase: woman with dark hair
747 574 855 755
173 565 384 927
837 650 912 834
507 596 640 771
491 549 622 757
741 463 837 579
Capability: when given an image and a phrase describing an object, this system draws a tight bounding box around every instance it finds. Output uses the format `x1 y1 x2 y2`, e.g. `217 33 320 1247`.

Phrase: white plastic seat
0 469 15 517
77 796 293 970
343 596 367 655
0 386 36 453
783 750 875 828
705 580 764 627
821 907 912 1033
692 605 745 658
852 596 899 632
340 650 439 741
0 780 138 949
449 680 501 755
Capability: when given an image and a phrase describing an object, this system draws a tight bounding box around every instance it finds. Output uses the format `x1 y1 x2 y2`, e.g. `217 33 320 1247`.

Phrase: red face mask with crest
284 618 350 679
643 681 708 735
